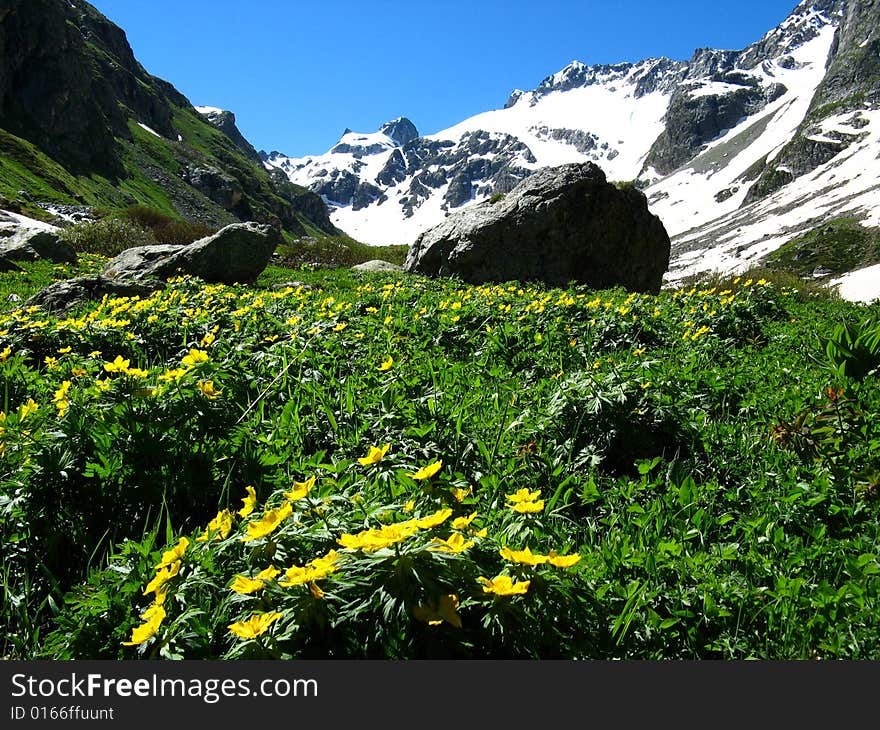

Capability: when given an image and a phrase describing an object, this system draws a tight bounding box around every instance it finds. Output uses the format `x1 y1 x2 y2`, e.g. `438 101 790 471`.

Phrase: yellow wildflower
451 512 478 530
18 398 39 420
429 533 474 553
0 346 11 361
143 560 180 596
414 508 453 529
241 502 293 542
505 488 541 503
181 348 209 367
155 537 189 571
238 486 257 518
510 499 544 514
378 355 394 371
228 611 283 639
409 460 443 480
452 486 472 502
358 443 390 466
478 575 531 596
104 355 130 373
499 546 547 566
197 380 221 399
122 604 166 646
546 550 582 568
284 475 316 501
195 509 233 542
230 566 281 595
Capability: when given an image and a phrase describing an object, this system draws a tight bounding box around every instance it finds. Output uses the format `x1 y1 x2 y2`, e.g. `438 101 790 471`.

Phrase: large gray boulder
405 162 670 293
352 259 404 273
102 222 281 284
0 228 77 263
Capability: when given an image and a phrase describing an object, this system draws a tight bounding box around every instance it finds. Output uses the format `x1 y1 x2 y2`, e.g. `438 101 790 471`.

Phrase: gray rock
26 276 164 314
0 229 77 263
352 260 404 272
405 162 670 293
102 222 281 284
0 256 25 272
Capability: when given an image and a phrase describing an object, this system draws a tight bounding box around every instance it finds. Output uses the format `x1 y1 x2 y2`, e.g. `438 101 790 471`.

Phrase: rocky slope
0 0 338 238
265 0 880 298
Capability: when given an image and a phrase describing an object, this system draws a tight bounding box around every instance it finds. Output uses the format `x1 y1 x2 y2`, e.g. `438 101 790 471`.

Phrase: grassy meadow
1 254 878 659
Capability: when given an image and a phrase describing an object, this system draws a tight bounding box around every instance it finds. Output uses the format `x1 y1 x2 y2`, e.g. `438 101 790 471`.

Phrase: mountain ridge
263 0 879 298
0 0 339 239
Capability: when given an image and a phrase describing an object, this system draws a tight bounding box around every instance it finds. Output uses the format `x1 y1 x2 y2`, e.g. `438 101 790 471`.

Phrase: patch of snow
195 106 223 115
829 264 880 304
137 122 162 139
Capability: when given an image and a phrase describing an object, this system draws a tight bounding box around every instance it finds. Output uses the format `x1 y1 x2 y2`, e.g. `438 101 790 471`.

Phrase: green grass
761 217 880 280
273 236 409 270
0 256 106 307
1 263 878 660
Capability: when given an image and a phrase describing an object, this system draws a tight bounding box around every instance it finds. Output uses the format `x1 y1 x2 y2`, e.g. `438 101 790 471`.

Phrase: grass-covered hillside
1 257 879 660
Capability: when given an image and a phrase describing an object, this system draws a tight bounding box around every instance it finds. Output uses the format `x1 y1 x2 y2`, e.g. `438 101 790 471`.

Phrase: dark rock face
102 222 281 284
0 0 186 175
380 117 419 146
744 0 876 202
183 165 244 210
0 228 77 263
405 162 670 293
197 108 262 163
26 275 163 313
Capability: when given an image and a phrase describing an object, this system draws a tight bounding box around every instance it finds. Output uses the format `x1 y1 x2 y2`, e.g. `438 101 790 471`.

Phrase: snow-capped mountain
264 0 879 295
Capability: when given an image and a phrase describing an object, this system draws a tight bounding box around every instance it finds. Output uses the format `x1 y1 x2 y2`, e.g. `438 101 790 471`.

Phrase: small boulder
405 162 670 293
352 259 404 272
102 222 282 284
25 276 164 314
0 228 77 264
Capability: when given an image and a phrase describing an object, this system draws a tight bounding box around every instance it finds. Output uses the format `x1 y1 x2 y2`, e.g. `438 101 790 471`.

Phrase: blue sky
88 0 803 157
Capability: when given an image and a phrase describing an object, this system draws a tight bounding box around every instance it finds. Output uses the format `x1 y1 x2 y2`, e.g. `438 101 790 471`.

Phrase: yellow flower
338 522 419 552
195 509 233 542
126 367 149 378
0 346 11 361
358 443 390 466
452 486 472 502
228 611 283 639
241 502 293 542
44 356 57 368
499 546 547 566
181 348 209 367
122 604 166 646
230 566 281 594
155 537 189 571
378 355 394 371
143 560 180 596
52 381 72 414
478 575 531 596
429 533 474 553
403 500 415 513
57 346 72 354
70 367 87 377
279 551 341 586
284 475 316 501
510 499 544 514
158 368 187 382
308 582 324 599
546 550 581 568
197 380 221 399
505 488 541 503
414 508 453 529
332 322 347 332
409 460 443 480
413 594 462 628
238 486 257 518
451 512 478 530
200 331 216 347
104 355 130 373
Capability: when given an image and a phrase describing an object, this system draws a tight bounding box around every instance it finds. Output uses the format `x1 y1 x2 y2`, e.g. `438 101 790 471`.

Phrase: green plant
823 315 880 380
59 216 157 256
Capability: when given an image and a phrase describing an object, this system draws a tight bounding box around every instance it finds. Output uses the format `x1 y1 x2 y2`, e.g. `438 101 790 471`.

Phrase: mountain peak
379 117 419 146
